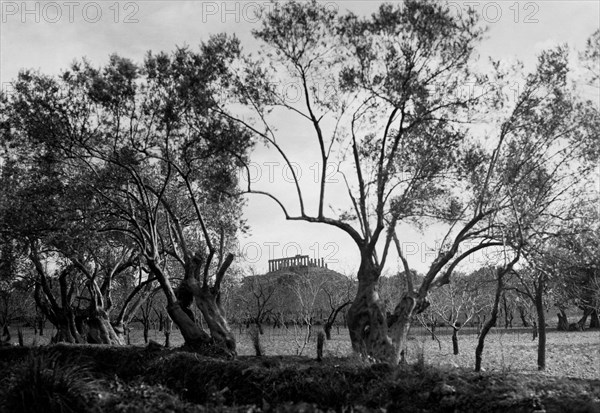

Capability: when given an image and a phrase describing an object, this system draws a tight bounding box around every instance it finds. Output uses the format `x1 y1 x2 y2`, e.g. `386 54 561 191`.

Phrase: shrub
0 350 103 413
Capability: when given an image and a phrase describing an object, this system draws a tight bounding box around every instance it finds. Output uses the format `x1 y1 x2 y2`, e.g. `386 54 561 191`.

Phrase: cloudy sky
1 1 598 275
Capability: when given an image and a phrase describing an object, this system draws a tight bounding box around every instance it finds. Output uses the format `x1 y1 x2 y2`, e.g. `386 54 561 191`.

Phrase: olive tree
214 0 596 363
2 38 253 354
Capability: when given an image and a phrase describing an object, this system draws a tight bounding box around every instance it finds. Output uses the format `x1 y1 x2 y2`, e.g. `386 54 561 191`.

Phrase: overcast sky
1 1 598 275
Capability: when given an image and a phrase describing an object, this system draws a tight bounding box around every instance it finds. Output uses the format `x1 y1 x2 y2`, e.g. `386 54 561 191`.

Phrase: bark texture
346 259 395 361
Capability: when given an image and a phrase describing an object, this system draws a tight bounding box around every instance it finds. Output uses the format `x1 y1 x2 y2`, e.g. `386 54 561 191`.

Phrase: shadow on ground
0 344 598 412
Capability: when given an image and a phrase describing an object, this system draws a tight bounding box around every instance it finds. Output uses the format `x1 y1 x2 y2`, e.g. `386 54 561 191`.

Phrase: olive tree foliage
1 36 253 354
580 29 599 89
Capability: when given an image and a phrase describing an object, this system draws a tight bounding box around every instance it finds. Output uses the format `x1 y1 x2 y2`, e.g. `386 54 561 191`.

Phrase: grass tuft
0 350 103 413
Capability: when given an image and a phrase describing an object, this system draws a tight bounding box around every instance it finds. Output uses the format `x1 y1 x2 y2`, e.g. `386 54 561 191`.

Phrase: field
13 323 600 380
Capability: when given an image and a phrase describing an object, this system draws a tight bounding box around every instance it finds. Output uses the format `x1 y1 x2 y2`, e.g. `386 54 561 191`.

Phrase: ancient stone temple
268 254 328 272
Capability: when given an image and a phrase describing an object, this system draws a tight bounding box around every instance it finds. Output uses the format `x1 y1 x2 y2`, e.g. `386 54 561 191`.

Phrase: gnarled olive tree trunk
50 311 85 344
184 253 237 354
32 252 85 344
347 258 395 361
147 260 212 350
388 292 427 363
194 286 236 352
86 308 123 345
148 253 237 356
83 281 124 345
347 257 430 364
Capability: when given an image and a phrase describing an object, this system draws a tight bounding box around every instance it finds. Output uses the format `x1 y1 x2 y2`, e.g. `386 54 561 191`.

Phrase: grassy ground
0 344 599 412
15 324 600 380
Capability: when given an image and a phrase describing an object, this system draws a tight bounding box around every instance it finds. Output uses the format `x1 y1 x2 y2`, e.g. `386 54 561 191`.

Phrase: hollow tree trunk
347 258 395 362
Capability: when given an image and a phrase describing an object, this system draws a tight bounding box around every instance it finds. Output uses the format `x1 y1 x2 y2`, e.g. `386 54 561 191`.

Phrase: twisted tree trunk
148 252 237 356
148 260 212 350
347 258 395 361
51 310 84 344
86 308 123 345
347 251 432 364
194 286 236 353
